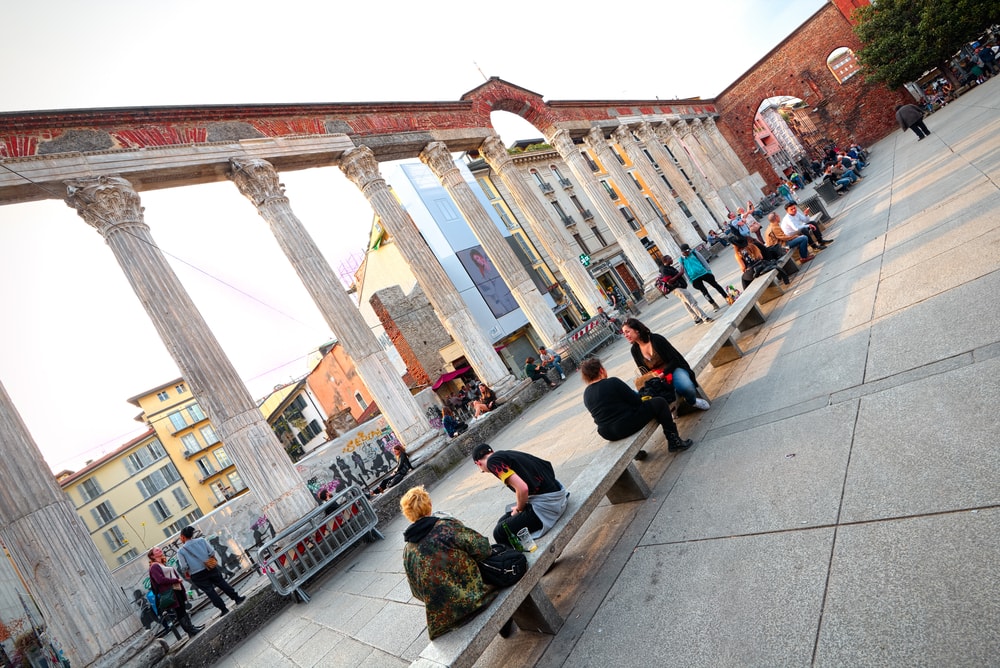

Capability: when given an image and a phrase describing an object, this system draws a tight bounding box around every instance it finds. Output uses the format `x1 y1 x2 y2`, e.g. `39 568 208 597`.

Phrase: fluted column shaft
583 128 685 260
689 118 753 205
420 142 566 348
0 381 145 667
549 130 659 291
479 134 606 317
64 176 315 530
229 159 434 448
655 123 730 224
670 121 742 211
339 147 516 394
615 125 699 248
702 117 762 203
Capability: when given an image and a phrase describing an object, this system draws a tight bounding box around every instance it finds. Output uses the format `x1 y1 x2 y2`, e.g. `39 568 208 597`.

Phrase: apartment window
196 457 215 479
137 464 181 499
642 149 659 169
678 200 693 218
551 165 567 183
307 420 322 437
175 384 186 394
156 391 169 402
570 195 586 213
123 440 166 474
116 548 139 565
168 411 187 431
662 144 677 162
573 233 591 256
149 499 172 523
600 180 619 201
477 177 497 198
629 172 644 192
179 434 199 456
91 501 115 527
187 404 206 422
531 170 545 186
611 147 626 165
512 232 539 263
103 525 127 550
354 392 368 411
619 206 639 231
79 478 102 503
646 197 666 224
660 175 675 192
172 487 192 510
492 202 516 230
291 395 307 411
214 448 231 469
227 471 246 492
591 226 608 247
200 425 219 446
581 151 599 172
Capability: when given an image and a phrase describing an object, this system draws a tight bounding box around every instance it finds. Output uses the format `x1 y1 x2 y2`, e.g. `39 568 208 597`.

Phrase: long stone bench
411 421 656 668
411 268 794 666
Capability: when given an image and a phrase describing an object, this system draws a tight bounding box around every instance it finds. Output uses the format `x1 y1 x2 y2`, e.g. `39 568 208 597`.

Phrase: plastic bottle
503 522 523 551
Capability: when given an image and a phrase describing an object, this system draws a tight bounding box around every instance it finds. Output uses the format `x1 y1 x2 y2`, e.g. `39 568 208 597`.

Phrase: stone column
583 127 684 258
615 124 702 248
229 158 435 449
703 116 763 202
478 134 606 317
0 381 158 668
548 129 659 292
670 121 742 212
64 176 315 530
339 146 516 395
690 118 754 205
420 141 566 348
654 122 730 224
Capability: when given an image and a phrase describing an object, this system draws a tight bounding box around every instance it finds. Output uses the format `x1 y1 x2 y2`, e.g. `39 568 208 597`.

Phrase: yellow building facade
58 429 203 570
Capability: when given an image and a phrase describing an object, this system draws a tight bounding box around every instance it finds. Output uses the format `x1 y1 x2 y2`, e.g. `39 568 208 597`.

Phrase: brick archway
714 2 909 187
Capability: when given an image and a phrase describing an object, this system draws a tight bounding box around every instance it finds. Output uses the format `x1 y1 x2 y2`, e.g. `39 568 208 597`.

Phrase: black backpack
479 544 528 587
638 376 676 403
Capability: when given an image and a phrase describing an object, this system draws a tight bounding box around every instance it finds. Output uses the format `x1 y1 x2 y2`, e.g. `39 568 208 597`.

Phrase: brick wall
715 2 909 189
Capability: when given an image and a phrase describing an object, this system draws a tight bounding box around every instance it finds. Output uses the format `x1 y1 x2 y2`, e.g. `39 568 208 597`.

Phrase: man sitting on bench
781 203 831 250
472 443 569 549
580 358 692 459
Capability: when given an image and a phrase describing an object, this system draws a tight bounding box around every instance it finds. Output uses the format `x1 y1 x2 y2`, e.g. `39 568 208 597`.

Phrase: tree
852 0 1000 88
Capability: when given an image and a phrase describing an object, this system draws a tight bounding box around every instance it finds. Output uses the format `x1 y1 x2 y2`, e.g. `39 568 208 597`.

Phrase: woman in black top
622 318 710 412
581 358 691 455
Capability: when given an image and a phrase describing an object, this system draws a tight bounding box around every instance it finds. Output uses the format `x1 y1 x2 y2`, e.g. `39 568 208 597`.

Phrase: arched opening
827 47 861 84
752 96 824 182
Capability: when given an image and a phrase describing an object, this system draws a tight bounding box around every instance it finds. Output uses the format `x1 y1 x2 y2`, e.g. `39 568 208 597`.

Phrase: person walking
895 104 932 141
678 244 730 311
147 547 203 637
657 255 713 325
176 526 245 617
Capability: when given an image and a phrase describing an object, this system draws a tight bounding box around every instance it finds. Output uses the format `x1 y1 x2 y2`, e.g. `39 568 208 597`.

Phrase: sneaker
704 316 713 322
219 608 230 617
235 597 246 605
693 318 703 324
823 238 834 245
799 255 815 263
693 398 711 411
560 374 566 380
711 303 720 312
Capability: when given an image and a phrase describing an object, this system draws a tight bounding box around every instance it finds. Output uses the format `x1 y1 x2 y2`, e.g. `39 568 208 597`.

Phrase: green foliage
853 0 1000 88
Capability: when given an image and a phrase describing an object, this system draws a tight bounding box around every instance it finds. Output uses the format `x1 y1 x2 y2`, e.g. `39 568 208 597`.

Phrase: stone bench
411 422 656 668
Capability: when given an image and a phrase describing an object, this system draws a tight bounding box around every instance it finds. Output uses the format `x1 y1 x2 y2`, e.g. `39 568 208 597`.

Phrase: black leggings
691 273 729 304
597 396 679 441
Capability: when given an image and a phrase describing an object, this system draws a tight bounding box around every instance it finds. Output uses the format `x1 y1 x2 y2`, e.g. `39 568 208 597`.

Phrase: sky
0 0 828 473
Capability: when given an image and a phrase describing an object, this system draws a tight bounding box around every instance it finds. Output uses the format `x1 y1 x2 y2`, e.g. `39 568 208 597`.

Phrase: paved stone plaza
214 79 1000 667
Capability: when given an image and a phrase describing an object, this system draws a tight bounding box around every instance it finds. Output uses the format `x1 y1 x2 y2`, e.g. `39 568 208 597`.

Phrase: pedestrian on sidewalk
657 255 713 325
148 547 203 637
678 243 730 311
472 443 569 549
580 358 692 459
895 104 932 141
400 486 497 640
177 526 244 617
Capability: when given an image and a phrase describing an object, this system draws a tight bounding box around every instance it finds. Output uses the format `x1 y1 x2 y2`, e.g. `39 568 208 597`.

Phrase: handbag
204 555 218 570
479 544 527 587
157 588 176 610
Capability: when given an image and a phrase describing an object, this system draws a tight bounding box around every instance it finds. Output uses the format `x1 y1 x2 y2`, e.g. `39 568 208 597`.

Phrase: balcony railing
560 215 576 227
581 209 595 221
537 181 554 194
558 177 573 189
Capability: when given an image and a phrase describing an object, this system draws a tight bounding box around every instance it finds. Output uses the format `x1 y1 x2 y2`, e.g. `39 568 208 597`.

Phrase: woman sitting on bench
622 318 711 414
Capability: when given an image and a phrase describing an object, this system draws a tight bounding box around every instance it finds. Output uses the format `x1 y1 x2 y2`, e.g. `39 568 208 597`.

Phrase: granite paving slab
841 355 1000 522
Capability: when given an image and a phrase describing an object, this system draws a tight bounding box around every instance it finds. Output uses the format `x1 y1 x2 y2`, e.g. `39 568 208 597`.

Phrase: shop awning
432 366 471 390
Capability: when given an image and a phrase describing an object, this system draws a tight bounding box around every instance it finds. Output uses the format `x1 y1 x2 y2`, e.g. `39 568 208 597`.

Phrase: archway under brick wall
714 2 911 189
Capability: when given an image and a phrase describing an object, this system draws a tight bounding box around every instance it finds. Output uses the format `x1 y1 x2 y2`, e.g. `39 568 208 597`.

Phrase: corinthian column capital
689 117 708 136
340 145 386 195
633 121 656 143
64 175 146 238
419 141 458 179
479 133 513 172
611 124 634 147
672 120 694 138
229 158 287 208
583 126 605 149
549 129 575 154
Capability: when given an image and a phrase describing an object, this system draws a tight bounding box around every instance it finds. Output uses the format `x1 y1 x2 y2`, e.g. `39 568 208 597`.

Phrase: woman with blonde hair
401 486 497 639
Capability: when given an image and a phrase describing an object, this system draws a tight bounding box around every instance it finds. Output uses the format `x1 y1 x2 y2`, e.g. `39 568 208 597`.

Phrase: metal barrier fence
258 485 383 602
566 317 619 362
